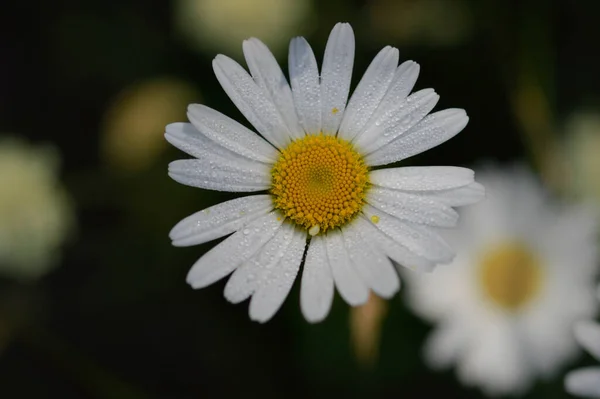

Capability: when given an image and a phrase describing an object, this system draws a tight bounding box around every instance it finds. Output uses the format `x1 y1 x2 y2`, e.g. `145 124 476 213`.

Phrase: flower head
405 166 599 395
166 23 483 322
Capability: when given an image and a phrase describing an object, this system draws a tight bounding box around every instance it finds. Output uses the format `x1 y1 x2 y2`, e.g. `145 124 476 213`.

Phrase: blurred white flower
565 111 600 203
368 0 472 47
101 77 198 173
0 138 74 280
565 320 600 398
173 0 313 57
406 166 599 396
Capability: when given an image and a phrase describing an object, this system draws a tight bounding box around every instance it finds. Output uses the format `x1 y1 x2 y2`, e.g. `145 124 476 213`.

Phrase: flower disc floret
479 242 542 311
271 134 369 234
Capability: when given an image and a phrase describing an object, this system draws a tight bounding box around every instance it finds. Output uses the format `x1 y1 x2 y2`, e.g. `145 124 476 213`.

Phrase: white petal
457 322 531 396
371 166 475 191
224 222 294 304
166 123 247 162
424 320 468 369
419 182 486 207
325 229 369 306
342 222 400 298
300 235 334 323
368 187 458 227
186 211 283 289
320 23 355 135
565 368 600 398
212 54 291 149
362 204 454 263
366 109 469 166
186 105 278 163
338 46 398 141
243 38 303 140
168 157 271 192
575 320 600 360
364 61 420 127
249 227 307 323
356 215 435 272
289 37 321 134
356 89 439 153
169 194 273 247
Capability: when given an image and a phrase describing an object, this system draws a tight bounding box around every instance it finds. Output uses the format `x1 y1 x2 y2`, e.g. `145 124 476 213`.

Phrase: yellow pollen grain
479 242 542 311
332 107 339 115
370 215 380 224
270 133 369 234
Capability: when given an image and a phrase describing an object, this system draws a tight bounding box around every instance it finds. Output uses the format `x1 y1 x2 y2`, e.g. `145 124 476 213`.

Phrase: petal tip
303 313 326 324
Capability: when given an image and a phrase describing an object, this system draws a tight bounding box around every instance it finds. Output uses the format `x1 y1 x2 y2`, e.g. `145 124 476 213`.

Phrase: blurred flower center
271 134 369 235
479 243 542 311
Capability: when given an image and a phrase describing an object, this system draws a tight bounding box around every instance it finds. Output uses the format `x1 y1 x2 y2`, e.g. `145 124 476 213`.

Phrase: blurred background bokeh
2 0 600 397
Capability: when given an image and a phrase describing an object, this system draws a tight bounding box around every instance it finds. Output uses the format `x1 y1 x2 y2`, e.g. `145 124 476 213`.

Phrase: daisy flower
405 166 599 396
166 22 483 323
566 319 600 398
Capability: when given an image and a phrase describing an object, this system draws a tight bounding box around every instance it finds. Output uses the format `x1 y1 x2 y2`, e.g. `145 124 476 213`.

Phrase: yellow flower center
479 242 543 311
270 134 369 235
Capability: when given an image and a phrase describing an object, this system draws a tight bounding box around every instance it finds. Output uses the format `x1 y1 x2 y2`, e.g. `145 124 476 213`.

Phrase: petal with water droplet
186 211 283 289
342 222 400 298
367 187 458 227
243 38 303 140
416 182 486 207
168 157 271 192
212 54 291 149
289 36 321 135
362 204 454 263
370 166 475 191
338 46 398 141
249 227 306 322
320 23 355 135
300 235 334 323
357 89 439 154
224 222 295 304
186 105 278 163
356 216 436 273
366 109 469 166
169 195 273 247
325 229 369 306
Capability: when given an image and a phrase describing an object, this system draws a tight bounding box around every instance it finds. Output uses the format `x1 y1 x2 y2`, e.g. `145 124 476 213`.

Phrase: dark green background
1 0 599 397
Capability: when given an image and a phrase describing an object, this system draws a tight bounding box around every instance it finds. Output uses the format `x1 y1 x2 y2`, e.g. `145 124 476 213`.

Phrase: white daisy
166 22 483 323
405 166 599 396
566 319 600 398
